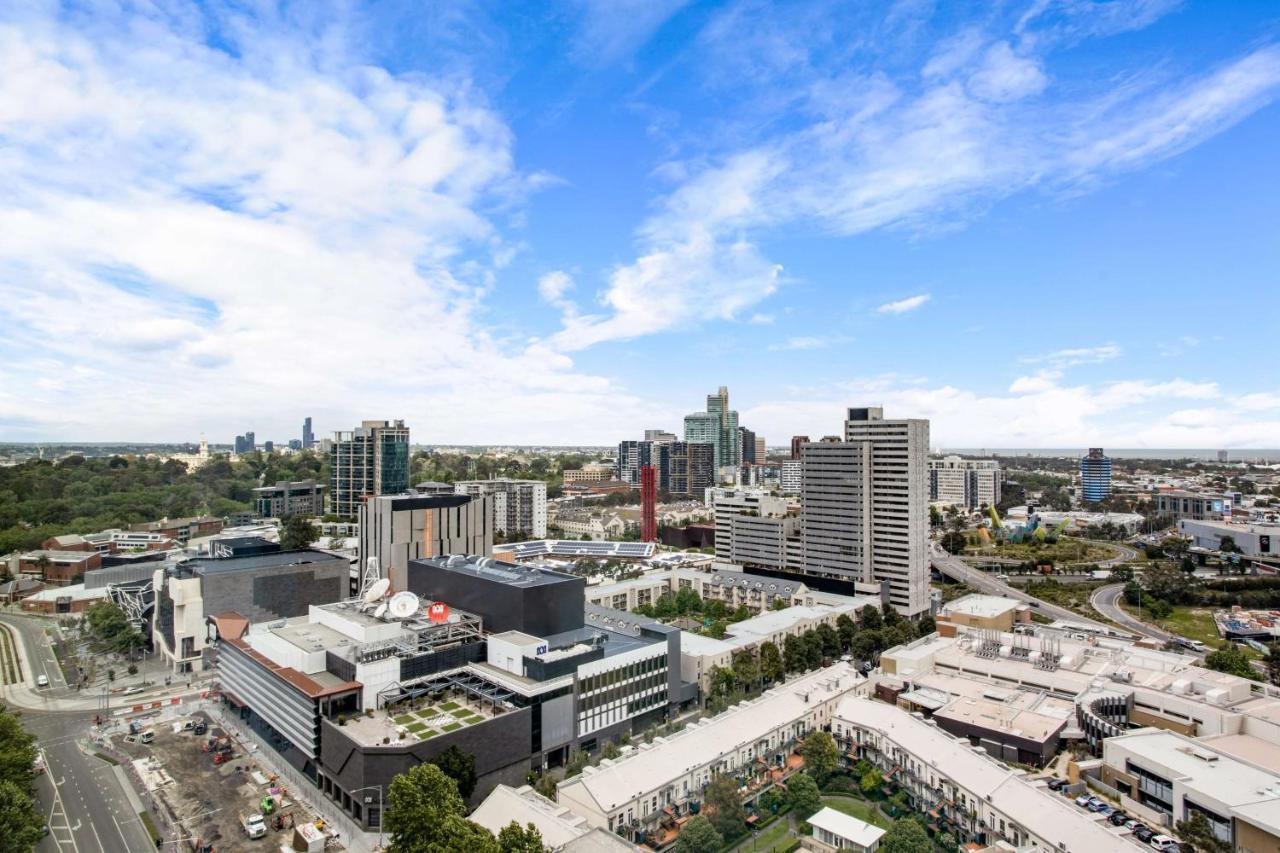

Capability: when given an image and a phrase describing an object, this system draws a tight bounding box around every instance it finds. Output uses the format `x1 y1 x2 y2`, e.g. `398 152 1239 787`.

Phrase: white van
35 675 49 688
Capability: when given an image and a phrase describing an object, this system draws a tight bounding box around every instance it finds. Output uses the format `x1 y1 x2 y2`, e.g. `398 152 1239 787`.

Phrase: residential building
472 786 635 852
804 807 884 853
739 426 758 464
555 664 864 844
928 456 1003 510
780 460 802 495
644 430 677 443
790 436 810 459
253 479 326 518
454 478 548 538
1079 447 1112 502
303 416 315 449
1100 729 1280 850
358 492 493 591
329 420 411 517
709 488 798 572
129 514 223 545
668 441 715 496
17 549 102 584
564 465 614 484
801 407 930 616
1178 519 1277 557
832 697 1130 851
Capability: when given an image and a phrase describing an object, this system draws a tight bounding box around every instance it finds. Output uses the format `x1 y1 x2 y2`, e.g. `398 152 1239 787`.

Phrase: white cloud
1023 343 1122 368
742 372 1276 449
570 0 690 64
0 4 647 444
769 336 831 351
877 293 931 314
967 42 1048 102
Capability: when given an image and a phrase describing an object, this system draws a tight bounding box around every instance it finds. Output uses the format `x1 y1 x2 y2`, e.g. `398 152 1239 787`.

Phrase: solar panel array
503 540 656 559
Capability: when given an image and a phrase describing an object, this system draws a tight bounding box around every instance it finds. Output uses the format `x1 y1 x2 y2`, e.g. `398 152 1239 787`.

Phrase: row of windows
580 654 667 695
580 670 668 713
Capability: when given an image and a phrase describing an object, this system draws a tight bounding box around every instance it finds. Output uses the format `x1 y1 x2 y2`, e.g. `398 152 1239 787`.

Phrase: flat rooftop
942 593 1024 619
417 554 577 588
342 689 502 747
933 697 1068 743
184 549 345 574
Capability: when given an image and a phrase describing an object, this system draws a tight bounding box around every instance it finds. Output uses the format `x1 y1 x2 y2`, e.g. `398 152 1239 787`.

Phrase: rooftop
471 785 590 849
181 548 348 575
941 593 1025 619
806 807 885 847
417 554 578 588
342 689 502 747
558 663 861 814
503 540 656 560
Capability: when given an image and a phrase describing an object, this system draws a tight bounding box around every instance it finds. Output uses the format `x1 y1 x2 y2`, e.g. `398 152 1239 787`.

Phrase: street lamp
352 785 384 848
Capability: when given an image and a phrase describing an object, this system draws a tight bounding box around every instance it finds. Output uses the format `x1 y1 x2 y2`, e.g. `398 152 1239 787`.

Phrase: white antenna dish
363 577 391 604
388 591 421 619
373 602 389 620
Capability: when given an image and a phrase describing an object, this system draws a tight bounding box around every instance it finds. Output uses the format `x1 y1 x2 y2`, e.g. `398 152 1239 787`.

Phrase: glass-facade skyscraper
684 386 739 470
329 419 410 516
1079 448 1112 503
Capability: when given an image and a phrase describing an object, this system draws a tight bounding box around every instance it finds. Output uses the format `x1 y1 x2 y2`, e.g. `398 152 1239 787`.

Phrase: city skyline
1 2 1278 448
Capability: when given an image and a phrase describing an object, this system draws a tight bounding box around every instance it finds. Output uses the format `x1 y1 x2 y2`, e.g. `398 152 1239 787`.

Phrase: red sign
427 601 449 623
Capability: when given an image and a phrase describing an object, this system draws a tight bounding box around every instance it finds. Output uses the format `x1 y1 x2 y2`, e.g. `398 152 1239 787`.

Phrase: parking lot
114 711 336 852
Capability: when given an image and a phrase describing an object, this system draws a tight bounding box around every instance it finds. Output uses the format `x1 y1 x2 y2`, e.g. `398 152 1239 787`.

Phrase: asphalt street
0 614 161 853
1089 583 1172 642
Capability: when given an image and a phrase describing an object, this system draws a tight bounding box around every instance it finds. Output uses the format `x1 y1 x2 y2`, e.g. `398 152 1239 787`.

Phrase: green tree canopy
1205 643 1260 680
0 779 45 853
799 731 840 785
497 821 547 853
675 815 722 853
759 641 784 683
432 745 478 800
879 817 930 853
385 763 485 853
786 771 821 820
280 514 319 550
703 773 746 840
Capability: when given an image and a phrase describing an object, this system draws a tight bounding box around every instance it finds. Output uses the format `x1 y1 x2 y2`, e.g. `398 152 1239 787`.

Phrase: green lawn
1119 602 1221 645
416 708 439 718
419 729 438 739
748 817 794 852
441 722 462 732
393 715 415 725
819 795 890 830
406 722 426 733
440 701 461 711
463 715 483 724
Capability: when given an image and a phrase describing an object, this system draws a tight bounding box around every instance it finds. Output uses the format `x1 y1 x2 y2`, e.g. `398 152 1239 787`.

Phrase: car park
1096 805 1115 817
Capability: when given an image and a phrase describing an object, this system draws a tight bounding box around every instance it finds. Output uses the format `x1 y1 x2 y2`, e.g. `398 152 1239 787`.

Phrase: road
931 547 1121 634
0 614 161 853
1089 584 1172 642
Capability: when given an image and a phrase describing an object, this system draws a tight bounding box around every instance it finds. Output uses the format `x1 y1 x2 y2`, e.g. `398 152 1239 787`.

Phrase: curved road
931 547 1121 634
1089 583 1172 642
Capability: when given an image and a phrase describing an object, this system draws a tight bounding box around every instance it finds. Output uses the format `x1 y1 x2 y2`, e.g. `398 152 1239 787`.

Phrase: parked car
1087 798 1108 812
1149 834 1180 852
1109 811 1129 826
1124 819 1142 831
1046 778 1065 791
1134 826 1156 843
1096 805 1115 817
1075 794 1093 807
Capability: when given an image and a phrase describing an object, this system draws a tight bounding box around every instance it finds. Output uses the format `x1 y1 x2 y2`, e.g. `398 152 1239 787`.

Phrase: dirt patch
114 711 325 851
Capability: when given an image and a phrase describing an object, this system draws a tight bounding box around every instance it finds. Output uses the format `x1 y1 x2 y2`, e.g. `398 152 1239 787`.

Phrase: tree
940 530 967 554
709 666 736 699
703 773 746 840
731 649 759 691
937 831 959 852
759 641 784 684
675 815 723 853
799 731 839 785
801 631 823 669
858 605 882 632
1205 643 1260 680
385 762 486 853
786 771 821 820
1219 535 1241 554
497 821 547 853
783 634 805 673
879 817 931 853
0 706 38 789
431 745 478 800
815 624 841 658
835 614 856 651
859 767 882 796
1268 644 1280 688
280 514 319 550
1141 563 1192 605
1174 811 1232 853
0 779 45 852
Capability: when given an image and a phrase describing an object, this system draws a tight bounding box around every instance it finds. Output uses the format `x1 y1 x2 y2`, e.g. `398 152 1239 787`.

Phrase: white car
35 675 49 688
1148 834 1180 852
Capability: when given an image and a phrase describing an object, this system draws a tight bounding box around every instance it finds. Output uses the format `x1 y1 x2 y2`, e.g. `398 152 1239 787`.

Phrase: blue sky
1 0 1278 448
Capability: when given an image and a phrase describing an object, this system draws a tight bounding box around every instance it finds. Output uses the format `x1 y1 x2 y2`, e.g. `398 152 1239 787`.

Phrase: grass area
393 715 415 726
748 817 794 852
405 722 426 733
440 701 461 711
139 811 161 844
450 708 473 718
441 722 461 732
819 795 890 830
92 751 119 766
964 537 1116 564
463 715 483 724
420 729 438 739
416 707 439 717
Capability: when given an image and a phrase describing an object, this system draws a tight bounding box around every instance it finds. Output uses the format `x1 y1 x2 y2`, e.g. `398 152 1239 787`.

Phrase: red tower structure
640 464 657 543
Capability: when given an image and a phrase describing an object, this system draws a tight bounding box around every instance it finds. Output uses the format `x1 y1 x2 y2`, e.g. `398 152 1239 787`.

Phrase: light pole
353 785 384 848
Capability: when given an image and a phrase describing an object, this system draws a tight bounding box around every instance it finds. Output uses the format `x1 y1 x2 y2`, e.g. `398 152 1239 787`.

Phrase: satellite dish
373 602 389 620
363 577 391 604
388 591 421 619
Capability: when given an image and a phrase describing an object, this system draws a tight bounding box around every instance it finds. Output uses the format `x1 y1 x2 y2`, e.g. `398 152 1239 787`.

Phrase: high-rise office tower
329 420 411 516
801 407 929 616
245 431 255 451
1079 448 1112 503
684 386 739 470
302 417 315 449
790 435 810 459
668 441 715 496
644 429 677 443
359 491 492 591
739 426 758 464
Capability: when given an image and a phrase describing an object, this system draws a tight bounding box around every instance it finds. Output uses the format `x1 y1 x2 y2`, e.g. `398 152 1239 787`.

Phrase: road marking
85 815 105 853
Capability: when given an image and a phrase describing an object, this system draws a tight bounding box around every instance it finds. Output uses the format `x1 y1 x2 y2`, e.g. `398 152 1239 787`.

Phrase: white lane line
85 814 105 853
